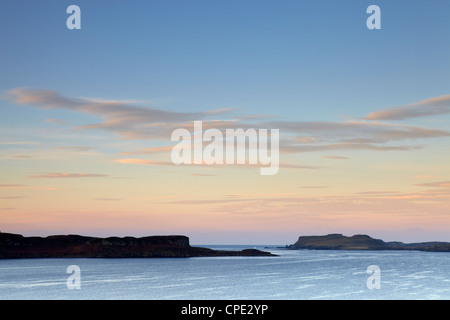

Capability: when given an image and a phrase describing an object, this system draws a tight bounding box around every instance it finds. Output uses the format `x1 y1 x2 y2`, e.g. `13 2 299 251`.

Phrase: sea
0 245 449 300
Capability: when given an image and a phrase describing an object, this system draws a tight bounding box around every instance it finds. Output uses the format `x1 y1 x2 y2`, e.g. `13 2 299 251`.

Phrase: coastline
0 232 276 259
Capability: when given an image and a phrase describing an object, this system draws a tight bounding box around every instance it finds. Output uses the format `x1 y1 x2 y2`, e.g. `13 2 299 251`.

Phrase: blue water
0 246 449 300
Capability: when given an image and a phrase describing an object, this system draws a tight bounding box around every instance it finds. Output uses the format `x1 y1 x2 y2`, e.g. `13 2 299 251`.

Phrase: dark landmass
0 232 276 259
288 233 450 252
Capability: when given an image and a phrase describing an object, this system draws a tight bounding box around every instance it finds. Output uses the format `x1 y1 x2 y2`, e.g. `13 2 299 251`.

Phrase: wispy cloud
280 141 421 153
202 107 234 115
114 159 174 166
233 114 275 121
5 88 450 156
323 155 348 160
415 181 450 188
45 118 67 125
0 141 43 146
120 146 174 155
356 191 402 195
114 158 317 170
0 184 26 188
297 186 328 189
276 120 449 153
0 184 57 191
353 181 450 199
164 181 450 216
271 120 450 142
0 196 26 199
280 163 319 170
28 173 109 178
363 95 450 121
53 146 95 152
5 87 234 140
0 155 32 159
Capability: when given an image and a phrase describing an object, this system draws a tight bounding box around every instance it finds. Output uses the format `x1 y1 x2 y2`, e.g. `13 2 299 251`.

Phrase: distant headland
288 234 450 252
0 232 276 259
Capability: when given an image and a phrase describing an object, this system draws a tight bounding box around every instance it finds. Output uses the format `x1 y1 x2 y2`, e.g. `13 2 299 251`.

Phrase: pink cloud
415 181 450 188
114 159 173 166
29 173 109 178
363 95 450 120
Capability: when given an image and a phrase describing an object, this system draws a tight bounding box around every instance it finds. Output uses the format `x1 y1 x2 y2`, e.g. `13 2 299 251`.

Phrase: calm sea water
0 246 449 300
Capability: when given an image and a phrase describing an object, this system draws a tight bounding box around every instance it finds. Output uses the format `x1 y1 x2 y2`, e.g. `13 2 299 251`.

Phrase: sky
0 0 449 244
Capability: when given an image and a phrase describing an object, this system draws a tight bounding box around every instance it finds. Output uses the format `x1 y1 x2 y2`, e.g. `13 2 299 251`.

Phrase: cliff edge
288 233 450 252
0 232 276 259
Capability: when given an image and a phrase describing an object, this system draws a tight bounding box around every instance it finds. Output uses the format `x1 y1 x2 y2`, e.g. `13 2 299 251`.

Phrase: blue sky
1 0 449 120
0 1 449 243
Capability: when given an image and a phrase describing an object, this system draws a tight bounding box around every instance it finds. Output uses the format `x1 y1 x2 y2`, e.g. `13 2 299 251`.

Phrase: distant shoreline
1 232 449 259
0 232 276 259
287 233 450 252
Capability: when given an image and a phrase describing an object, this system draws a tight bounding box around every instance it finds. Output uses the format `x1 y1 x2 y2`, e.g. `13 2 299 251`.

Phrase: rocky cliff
288 233 450 252
0 232 276 259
